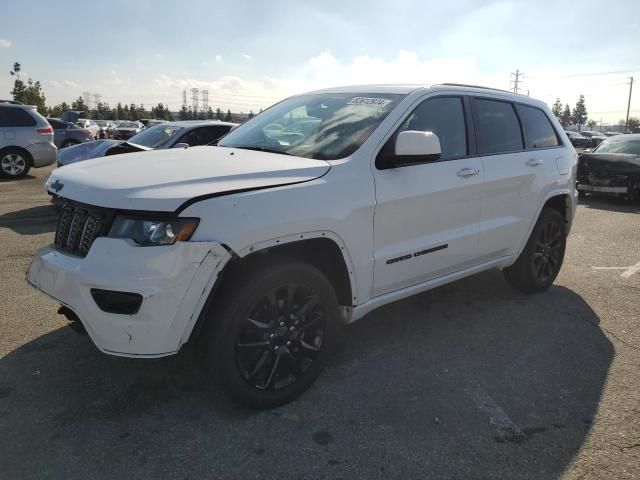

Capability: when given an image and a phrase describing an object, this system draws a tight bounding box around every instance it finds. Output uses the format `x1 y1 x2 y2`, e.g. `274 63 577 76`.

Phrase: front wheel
202 259 339 409
504 208 566 293
0 148 31 178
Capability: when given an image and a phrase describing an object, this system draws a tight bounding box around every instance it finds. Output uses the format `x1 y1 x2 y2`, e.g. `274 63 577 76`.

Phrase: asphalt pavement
0 165 638 479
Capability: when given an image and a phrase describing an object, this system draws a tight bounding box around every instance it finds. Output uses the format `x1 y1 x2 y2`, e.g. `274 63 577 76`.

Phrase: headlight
109 216 199 246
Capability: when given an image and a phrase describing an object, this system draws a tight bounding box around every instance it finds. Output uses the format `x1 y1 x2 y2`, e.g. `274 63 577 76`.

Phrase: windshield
594 137 640 155
218 93 405 160
128 124 183 148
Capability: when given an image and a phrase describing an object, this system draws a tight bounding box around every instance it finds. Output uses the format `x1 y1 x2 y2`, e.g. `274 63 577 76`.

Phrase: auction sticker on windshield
347 97 392 107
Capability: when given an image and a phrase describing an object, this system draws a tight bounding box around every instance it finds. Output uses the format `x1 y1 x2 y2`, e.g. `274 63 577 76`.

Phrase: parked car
94 120 116 139
75 119 99 139
579 130 606 147
565 131 591 148
30 84 576 408
47 118 95 148
111 121 144 140
604 131 623 137
58 120 236 166
577 134 640 201
0 99 24 105
0 103 56 178
144 119 168 128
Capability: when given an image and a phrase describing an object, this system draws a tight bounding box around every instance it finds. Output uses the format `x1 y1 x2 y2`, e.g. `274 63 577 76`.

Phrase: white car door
371 95 483 297
471 97 560 259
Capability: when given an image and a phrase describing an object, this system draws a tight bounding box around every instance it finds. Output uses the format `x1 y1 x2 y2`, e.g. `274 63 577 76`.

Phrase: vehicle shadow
0 174 36 183
0 204 58 235
0 270 611 479
579 194 640 213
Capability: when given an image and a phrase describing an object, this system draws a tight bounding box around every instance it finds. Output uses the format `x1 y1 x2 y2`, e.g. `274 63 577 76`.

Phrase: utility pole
625 76 634 131
510 70 524 94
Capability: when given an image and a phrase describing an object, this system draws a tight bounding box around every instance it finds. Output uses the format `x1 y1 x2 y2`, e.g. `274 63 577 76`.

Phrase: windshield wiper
231 146 293 156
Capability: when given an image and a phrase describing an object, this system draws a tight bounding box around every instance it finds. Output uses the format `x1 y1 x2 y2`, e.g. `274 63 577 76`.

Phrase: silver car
0 103 57 178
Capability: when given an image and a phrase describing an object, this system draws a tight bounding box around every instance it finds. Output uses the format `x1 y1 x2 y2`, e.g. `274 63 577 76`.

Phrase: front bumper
27 239 230 357
577 184 628 194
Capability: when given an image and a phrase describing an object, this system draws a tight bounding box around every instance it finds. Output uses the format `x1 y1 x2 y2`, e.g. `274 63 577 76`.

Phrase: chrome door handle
457 168 480 178
526 158 543 167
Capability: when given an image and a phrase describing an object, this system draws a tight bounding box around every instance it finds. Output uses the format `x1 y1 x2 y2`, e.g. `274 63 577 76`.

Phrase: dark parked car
47 118 95 148
58 120 237 166
579 130 607 147
112 121 144 140
577 134 640 201
565 131 591 148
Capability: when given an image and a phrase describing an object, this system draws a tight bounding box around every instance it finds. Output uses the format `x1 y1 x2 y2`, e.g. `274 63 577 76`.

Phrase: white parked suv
28 84 577 408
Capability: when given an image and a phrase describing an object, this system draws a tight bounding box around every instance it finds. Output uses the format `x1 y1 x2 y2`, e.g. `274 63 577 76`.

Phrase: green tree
572 95 588 131
206 106 214 119
123 104 131 120
215 108 223 120
627 116 640 131
71 96 88 113
116 102 124 120
179 104 188 120
247 110 254 119
561 104 572 127
48 102 70 118
586 119 597 129
551 98 563 119
224 109 232 122
11 77 47 115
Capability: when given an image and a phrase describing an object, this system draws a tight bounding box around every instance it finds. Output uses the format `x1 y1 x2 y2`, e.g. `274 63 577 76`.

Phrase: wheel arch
0 145 34 166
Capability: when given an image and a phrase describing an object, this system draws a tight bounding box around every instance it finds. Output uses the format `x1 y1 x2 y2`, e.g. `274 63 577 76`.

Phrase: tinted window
0 107 37 127
517 105 559 149
179 125 232 146
398 97 467 159
473 99 523 154
48 119 67 130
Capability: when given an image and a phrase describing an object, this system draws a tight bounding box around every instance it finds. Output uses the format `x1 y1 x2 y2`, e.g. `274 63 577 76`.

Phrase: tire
62 140 80 148
504 208 566 293
201 258 339 409
0 148 31 179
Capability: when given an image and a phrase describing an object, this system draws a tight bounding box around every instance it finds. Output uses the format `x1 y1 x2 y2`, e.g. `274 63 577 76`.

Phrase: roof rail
439 83 514 94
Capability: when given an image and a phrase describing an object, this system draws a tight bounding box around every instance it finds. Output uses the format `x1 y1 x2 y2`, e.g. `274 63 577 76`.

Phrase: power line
510 69 524 94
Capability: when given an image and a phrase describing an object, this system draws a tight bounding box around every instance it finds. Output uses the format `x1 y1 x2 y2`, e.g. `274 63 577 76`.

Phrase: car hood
46 146 331 212
578 153 640 177
58 140 152 166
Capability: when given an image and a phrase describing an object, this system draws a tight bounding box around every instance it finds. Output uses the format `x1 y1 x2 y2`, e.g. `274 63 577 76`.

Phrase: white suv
28 84 577 408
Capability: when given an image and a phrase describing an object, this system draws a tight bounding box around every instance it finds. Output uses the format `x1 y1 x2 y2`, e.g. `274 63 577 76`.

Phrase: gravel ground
0 165 638 479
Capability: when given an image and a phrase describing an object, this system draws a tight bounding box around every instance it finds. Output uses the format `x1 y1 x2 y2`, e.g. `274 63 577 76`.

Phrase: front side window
473 99 523 154
178 125 232 146
516 105 559 148
218 93 405 160
396 97 467 159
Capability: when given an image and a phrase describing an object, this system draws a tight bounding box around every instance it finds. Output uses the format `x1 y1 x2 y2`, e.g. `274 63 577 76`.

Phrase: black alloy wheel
235 283 325 391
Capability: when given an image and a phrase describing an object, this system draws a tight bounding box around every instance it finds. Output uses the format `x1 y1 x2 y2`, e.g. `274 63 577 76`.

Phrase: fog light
90 289 143 315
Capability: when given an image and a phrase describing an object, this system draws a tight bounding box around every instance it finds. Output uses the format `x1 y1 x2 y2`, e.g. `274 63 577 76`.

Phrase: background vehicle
31 85 576 408
111 121 144 140
94 120 116 139
58 120 237 166
144 119 168 128
577 133 640 201
75 119 99 139
0 103 56 178
604 131 623 137
0 99 24 105
565 131 591 148
47 118 95 148
579 130 606 147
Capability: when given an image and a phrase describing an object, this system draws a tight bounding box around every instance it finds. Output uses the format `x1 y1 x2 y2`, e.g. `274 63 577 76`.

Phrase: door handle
526 158 543 167
457 167 480 178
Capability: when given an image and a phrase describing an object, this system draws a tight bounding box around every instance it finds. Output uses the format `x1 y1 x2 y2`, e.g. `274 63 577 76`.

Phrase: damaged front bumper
27 238 230 357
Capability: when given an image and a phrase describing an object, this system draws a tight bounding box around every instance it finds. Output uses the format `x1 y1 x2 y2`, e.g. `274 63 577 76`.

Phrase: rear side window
472 99 523 154
516 105 559 148
397 97 467 159
0 107 37 127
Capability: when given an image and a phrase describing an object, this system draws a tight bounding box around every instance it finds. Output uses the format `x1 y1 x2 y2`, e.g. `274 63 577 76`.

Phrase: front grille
54 202 114 256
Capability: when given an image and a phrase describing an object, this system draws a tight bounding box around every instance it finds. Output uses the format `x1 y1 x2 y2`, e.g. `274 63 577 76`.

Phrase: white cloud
49 80 62 88
63 80 79 89
241 54 253 61
215 55 223 63
0 38 11 48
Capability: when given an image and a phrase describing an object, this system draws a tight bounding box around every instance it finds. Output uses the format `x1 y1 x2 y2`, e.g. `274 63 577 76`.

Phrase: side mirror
393 130 441 165
172 142 189 149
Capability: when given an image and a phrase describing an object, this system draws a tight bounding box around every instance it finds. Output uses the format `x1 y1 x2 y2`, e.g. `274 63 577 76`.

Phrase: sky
1 0 639 124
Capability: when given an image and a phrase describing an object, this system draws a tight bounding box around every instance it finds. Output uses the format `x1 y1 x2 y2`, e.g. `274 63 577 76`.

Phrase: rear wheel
504 208 566 293
202 259 338 409
0 148 31 178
